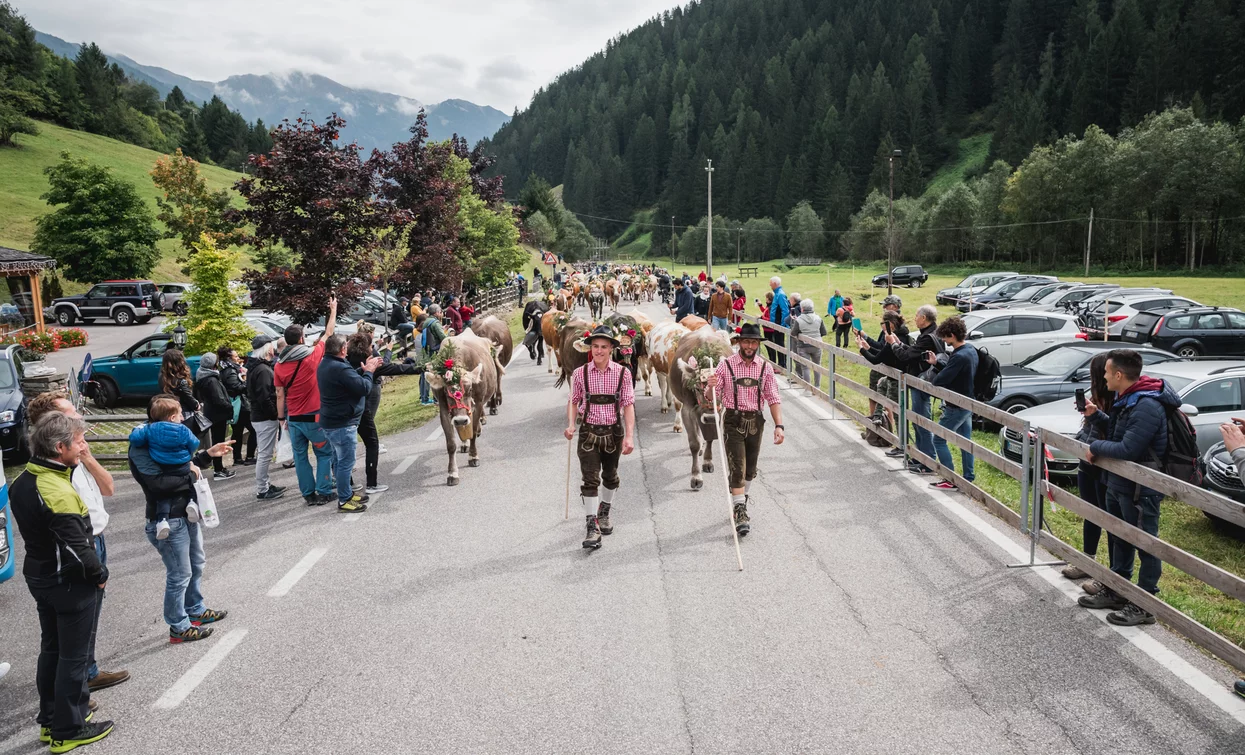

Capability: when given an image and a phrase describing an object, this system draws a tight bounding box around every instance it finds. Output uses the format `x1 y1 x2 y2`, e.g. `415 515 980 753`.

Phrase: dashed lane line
392 454 419 475
266 547 329 597
152 629 249 710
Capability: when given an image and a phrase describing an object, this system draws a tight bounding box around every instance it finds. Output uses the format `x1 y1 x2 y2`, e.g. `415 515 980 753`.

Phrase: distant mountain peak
32 30 509 148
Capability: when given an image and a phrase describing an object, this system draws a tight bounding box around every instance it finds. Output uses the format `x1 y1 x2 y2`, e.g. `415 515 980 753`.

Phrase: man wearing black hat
246 334 286 500
704 322 784 535
564 325 636 549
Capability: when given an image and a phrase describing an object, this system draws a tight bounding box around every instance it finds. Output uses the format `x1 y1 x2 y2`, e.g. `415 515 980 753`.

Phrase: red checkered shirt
570 360 635 425
707 352 781 412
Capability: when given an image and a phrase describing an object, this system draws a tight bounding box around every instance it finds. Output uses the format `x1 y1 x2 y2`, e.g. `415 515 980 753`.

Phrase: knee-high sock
583 496 600 520
732 493 746 506
601 486 616 505
744 480 752 495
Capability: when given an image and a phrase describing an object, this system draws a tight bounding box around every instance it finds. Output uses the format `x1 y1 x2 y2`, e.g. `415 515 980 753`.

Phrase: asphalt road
2 300 1244 754
42 317 163 381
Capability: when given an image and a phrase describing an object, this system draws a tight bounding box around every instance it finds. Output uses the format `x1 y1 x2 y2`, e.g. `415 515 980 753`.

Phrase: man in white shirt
27 392 131 693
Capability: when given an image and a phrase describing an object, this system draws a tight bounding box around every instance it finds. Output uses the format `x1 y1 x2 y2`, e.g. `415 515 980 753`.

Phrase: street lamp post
706 159 715 281
887 149 903 296
172 324 187 350
671 215 675 272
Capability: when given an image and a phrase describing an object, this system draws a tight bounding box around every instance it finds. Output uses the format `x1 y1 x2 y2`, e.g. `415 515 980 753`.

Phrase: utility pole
737 227 742 267
1084 208 1094 277
670 215 675 272
706 159 715 281
887 149 902 296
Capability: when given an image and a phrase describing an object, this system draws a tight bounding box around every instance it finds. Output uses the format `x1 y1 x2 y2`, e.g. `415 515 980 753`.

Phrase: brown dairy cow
629 311 656 396
469 315 512 414
554 317 593 389
541 310 572 375
668 326 734 490
646 320 689 425
604 279 621 311
679 314 709 331
425 332 501 486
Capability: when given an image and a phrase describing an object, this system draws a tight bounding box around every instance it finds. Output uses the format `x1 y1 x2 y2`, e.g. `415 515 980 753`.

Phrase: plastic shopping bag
193 478 221 529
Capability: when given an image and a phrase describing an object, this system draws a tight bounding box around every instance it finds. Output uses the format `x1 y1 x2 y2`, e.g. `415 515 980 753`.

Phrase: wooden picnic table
739 266 759 277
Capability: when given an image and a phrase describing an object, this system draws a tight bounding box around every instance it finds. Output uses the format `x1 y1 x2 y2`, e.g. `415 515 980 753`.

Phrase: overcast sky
20 0 680 112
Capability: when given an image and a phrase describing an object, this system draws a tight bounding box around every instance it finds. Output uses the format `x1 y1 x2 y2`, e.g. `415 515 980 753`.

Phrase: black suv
1121 306 1245 358
51 280 163 326
872 265 928 288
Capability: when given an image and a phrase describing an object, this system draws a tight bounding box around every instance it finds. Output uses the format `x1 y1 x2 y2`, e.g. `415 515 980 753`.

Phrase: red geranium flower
627 329 636 337
444 358 454 369
584 330 592 337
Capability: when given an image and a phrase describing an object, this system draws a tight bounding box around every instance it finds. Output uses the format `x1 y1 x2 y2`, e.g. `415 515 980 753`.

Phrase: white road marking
815 400 1245 726
153 629 249 710
266 547 329 597
392 454 419 475
425 426 443 442
342 513 364 522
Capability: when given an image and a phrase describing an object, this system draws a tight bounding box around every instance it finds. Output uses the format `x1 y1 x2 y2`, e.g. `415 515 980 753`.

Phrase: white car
935 271 1018 306
994 282 1083 310
1080 293 1199 338
958 310 1084 365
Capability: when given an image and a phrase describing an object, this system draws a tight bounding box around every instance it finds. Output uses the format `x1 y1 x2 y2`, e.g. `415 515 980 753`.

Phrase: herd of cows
423 270 732 492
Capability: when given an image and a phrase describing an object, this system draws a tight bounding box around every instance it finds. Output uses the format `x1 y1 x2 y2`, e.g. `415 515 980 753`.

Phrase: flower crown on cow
435 340 466 400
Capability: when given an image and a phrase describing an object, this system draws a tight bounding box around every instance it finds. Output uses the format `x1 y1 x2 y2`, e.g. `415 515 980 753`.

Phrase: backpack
973 347 1001 403
1152 403 1203 487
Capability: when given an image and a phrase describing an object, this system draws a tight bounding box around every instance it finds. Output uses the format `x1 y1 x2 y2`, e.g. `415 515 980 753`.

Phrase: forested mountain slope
486 0 1245 257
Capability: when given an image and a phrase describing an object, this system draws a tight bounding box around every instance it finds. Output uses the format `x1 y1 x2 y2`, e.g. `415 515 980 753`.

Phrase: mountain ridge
33 30 511 150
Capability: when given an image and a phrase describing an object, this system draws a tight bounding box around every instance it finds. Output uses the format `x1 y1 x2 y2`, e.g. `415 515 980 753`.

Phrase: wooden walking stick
565 433 573 520
711 375 745 572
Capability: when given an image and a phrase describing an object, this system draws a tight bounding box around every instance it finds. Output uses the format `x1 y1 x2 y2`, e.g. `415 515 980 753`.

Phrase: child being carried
128 404 204 540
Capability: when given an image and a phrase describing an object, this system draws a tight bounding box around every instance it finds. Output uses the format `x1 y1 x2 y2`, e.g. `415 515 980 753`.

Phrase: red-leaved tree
236 114 383 322
370 111 464 292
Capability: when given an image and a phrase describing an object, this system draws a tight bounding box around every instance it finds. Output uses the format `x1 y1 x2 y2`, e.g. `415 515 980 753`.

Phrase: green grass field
0 121 245 287
924 134 992 196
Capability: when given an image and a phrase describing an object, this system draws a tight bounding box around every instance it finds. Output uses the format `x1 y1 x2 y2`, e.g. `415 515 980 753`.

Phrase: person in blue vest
768 276 790 370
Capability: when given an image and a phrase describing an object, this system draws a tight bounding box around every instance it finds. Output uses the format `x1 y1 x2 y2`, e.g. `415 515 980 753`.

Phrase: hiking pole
565 434 573 520
711 377 745 572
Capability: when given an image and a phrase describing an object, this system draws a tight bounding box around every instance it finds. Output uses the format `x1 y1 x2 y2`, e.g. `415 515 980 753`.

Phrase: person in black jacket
159 349 198 416
1064 353 1116 589
246 335 285 501
923 317 979 490
194 353 235 479
347 328 422 494
856 310 909 448
218 346 256 467
318 334 382 512
389 296 415 342
1075 349 1182 627
10 412 114 750
886 304 942 475
129 395 233 646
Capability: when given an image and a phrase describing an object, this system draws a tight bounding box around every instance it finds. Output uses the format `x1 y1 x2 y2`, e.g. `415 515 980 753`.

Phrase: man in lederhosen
564 325 636 549
705 322 784 536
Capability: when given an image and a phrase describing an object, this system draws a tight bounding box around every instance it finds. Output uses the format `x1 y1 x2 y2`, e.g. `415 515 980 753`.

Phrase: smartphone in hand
851 317 862 332
1075 388 1087 413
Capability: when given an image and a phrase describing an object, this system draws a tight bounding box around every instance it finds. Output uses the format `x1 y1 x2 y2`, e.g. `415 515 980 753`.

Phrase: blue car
82 333 201 409
0 345 27 458
0 460 14 584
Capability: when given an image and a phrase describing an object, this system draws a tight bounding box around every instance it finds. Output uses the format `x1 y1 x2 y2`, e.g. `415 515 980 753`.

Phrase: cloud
21 0 680 111
394 97 425 116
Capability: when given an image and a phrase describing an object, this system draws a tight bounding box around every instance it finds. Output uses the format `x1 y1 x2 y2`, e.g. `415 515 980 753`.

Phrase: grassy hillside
923 134 992 197
0 121 246 287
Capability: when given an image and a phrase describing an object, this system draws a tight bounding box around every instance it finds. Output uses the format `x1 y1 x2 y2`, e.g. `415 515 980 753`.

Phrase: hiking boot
257 487 286 501
170 625 213 644
305 494 329 506
87 669 129 691
1077 589 1127 611
190 608 228 625
1234 680 1245 700
596 503 613 535
1061 565 1089 580
733 501 751 536
1107 603 1156 627
338 495 369 513
582 516 602 549
213 469 236 480
48 721 114 753
1081 579 1105 595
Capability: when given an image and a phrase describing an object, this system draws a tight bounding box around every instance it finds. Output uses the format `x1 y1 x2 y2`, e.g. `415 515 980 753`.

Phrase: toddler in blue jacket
129 419 202 540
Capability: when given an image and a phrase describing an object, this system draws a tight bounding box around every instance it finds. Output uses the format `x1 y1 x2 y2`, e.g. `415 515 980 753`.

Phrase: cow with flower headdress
602 312 646 389
668 326 733 490
424 332 502 486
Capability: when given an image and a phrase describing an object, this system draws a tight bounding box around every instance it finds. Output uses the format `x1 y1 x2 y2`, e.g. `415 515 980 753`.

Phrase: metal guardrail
738 311 1245 673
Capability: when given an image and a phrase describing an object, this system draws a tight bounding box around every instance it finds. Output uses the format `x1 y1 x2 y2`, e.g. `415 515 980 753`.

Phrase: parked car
0 345 28 458
1002 360 1245 479
935 272 1018 306
957 275 1058 312
1080 293 1200 339
1036 284 1121 313
872 265 928 288
51 280 163 326
1121 307 1245 358
1201 441 1245 536
988 341 1179 415
994 282 1083 309
81 333 202 408
159 283 193 315
957 310 1084 365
